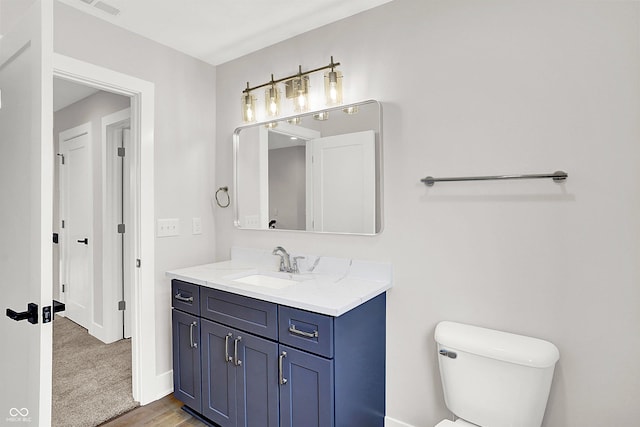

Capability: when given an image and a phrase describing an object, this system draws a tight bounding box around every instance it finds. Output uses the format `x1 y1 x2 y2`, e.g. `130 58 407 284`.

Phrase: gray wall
52 89 131 324
215 1 640 426
54 0 217 381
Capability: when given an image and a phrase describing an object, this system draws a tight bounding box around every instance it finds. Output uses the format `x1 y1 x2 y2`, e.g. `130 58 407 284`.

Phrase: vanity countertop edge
166 259 392 317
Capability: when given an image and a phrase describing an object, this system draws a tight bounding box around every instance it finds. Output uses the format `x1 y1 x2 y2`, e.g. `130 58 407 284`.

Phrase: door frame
102 108 132 343
58 122 94 331
258 123 320 229
53 53 157 405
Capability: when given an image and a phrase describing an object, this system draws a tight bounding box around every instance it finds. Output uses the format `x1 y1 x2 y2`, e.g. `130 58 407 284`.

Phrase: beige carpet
52 315 138 427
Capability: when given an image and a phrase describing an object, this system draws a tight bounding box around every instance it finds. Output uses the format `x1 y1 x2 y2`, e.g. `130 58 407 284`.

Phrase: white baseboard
386 416 417 427
155 370 174 400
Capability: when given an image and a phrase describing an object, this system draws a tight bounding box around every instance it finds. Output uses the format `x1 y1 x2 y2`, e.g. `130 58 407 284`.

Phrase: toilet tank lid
434 321 560 368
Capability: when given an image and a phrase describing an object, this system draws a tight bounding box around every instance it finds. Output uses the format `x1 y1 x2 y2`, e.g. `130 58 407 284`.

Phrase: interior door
0 0 54 424
308 130 376 233
60 125 92 329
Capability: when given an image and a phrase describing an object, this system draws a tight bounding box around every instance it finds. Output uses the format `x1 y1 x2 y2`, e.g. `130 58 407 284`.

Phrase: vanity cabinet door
201 319 237 427
172 309 202 412
279 345 334 427
235 332 279 427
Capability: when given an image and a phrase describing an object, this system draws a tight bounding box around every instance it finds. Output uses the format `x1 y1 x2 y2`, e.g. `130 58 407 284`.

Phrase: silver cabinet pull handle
234 336 242 366
279 351 288 385
225 333 233 363
189 321 198 349
175 293 193 303
289 324 318 339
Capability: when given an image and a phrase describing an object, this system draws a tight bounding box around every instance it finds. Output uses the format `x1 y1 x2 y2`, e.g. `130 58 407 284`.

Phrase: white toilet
434 321 560 427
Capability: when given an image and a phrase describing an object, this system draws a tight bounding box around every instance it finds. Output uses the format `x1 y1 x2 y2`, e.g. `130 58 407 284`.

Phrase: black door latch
6 303 38 324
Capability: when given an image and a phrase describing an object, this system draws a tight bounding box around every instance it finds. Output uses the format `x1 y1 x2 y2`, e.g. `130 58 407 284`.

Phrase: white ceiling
55 0 394 66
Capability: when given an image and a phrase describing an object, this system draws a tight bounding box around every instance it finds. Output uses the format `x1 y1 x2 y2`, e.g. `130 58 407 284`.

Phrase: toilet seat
435 420 478 427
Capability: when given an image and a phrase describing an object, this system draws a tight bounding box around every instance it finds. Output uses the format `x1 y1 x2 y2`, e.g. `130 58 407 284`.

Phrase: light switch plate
157 218 180 237
192 217 202 235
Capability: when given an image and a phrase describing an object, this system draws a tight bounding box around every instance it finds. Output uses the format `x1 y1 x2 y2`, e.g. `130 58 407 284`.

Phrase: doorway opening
53 53 157 406
52 78 137 425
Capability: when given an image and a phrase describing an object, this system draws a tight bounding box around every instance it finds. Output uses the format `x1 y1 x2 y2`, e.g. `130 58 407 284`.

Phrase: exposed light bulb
265 79 281 118
324 69 343 106
329 83 338 103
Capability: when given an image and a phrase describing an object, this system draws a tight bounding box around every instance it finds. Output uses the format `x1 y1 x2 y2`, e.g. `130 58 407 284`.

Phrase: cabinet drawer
279 306 334 358
200 288 278 340
171 280 200 316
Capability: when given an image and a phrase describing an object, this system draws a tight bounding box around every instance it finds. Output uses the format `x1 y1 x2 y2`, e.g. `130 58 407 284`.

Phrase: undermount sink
225 270 311 290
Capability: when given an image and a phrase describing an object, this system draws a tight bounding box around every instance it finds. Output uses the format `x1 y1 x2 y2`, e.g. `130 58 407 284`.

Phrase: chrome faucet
272 246 292 272
272 246 305 273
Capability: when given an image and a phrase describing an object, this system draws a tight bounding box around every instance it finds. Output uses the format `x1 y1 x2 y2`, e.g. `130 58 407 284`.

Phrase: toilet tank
434 321 559 427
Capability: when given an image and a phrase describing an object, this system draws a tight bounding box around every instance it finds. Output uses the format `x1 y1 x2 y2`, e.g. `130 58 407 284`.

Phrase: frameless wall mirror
233 99 382 235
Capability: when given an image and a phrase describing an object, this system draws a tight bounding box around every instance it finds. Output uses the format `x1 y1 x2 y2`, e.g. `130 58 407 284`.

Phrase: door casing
53 53 158 404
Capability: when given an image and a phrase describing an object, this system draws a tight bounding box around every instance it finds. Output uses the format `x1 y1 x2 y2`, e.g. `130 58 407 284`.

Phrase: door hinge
136 259 141 268
118 301 126 311
117 224 125 234
57 153 65 165
117 147 126 157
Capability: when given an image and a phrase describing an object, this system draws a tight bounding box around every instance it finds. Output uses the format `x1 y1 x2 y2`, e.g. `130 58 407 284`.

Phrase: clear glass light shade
265 85 281 118
241 92 257 123
343 105 359 115
313 111 329 121
324 70 343 106
292 77 310 113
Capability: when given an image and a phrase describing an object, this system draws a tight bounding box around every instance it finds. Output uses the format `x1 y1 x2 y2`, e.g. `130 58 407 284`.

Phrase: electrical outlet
157 218 180 237
192 217 202 235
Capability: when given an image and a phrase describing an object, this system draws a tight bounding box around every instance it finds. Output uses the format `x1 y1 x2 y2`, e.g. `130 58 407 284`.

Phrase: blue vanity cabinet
171 280 202 412
199 287 280 427
278 293 387 427
279 344 334 427
200 318 280 427
171 280 386 427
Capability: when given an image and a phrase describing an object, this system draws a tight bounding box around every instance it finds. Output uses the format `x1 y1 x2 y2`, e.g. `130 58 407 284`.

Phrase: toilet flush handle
439 349 457 359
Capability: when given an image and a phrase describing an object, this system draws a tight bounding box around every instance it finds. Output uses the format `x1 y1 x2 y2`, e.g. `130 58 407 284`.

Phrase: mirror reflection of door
266 129 375 233
307 130 375 234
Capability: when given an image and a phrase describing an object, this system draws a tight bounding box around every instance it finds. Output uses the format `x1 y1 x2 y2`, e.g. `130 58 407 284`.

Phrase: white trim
53 53 157 405
155 369 174 400
58 122 94 333
385 416 417 427
101 108 131 344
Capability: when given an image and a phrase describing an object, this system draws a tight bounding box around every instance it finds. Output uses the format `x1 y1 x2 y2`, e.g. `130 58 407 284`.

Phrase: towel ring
215 186 230 208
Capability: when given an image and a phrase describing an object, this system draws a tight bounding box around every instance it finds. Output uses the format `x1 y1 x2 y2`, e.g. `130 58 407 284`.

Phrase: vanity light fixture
241 82 256 123
265 74 281 118
324 56 343 106
287 117 302 125
286 66 310 113
239 56 344 123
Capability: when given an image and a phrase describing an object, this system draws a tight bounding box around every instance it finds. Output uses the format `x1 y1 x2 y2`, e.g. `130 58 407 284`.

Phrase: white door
59 124 93 329
0 1 54 424
308 130 376 233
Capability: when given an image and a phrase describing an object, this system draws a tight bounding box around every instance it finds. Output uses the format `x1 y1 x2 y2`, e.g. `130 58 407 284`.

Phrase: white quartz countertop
166 249 392 316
